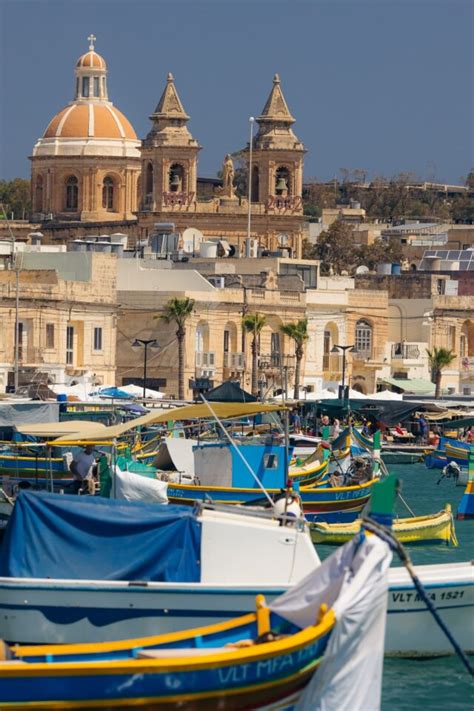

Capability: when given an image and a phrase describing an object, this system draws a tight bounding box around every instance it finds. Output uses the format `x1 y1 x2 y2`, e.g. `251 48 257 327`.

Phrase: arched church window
275 167 290 196
169 164 184 192
35 175 44 212
136 175 141 211
102 177 115 211
355 320 373 358
251 166 259 203
93 77 100 97
145 162 153 205
65 176 78 210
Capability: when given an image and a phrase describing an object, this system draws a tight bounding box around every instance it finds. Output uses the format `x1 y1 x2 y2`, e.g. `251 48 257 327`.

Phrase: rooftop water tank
377 263 392 275
199 241 218 258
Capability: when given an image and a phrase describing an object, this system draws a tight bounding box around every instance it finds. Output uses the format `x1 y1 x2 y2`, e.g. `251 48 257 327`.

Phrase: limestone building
0 252 117 393
30 36 141 223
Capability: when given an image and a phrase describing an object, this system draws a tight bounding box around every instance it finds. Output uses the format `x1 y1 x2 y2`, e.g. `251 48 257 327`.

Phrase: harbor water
319 462 474 710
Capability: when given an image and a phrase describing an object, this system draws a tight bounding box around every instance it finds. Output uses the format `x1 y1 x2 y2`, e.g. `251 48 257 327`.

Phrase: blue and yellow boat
0 596 335 709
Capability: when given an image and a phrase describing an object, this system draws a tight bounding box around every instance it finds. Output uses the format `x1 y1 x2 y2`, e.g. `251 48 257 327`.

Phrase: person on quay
69 445 97 495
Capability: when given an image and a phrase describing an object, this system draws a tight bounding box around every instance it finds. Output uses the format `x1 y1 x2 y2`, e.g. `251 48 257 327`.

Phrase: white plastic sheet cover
270 534 392 711
114 465 168 504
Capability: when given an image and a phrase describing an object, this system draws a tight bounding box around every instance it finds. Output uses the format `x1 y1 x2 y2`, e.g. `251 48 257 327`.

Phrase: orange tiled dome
43 102 137 140
76 50 107 70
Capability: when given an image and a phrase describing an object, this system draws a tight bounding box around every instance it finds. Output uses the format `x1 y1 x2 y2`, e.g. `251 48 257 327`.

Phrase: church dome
32 36 140 159
76 50 107 70
43 103 137 140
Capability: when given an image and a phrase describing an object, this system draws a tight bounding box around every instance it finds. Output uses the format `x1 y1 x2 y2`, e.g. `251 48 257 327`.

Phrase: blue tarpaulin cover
0 491 201 582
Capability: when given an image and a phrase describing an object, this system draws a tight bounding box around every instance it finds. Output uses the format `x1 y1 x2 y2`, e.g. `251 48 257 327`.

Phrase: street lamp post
331 344 357 402
247 116 255 243
131 338 159 398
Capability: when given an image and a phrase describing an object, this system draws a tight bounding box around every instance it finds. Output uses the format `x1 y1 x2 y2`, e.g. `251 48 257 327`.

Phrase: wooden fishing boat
166 476 378 524
310 504 458 546
0 601 335 709
287 445 329 485
445 439 472 465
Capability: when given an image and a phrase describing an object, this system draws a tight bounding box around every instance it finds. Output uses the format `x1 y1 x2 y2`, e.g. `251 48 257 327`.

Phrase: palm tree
280 319 309 400
157 297 195 400
242 312 266 395
426 346 456 398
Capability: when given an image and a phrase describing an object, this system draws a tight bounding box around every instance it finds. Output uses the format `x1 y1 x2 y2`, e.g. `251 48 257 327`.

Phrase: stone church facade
29 39 306 255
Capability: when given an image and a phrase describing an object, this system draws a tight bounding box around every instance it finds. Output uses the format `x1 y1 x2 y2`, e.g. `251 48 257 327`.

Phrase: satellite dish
355 265 370 274
182 227 204 254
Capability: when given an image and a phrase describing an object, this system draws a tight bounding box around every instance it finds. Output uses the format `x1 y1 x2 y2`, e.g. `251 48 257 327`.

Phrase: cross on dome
88 33 96 51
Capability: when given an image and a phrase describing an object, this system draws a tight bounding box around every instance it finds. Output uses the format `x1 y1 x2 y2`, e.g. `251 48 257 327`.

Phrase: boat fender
273 494 303 522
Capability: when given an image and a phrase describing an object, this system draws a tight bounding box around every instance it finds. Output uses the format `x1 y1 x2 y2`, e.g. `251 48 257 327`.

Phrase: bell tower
248 74 305 212
140 73 200 212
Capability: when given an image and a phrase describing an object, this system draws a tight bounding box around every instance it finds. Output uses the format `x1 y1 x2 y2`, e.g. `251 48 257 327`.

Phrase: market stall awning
17 402 287 443
379 377 435 395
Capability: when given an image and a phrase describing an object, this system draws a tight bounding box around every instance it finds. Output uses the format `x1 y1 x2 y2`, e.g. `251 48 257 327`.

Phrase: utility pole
1 203 20 393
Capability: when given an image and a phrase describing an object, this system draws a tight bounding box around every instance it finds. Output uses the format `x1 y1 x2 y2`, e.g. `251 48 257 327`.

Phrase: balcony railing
391 343 421 360
258 353 295 370
223 352 245 370
195 352 216 369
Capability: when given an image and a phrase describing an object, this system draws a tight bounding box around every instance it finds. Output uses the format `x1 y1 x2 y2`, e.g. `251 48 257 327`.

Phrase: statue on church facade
220 153 236 198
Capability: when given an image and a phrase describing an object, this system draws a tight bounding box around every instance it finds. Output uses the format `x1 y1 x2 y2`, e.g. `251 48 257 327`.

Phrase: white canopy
119 384 165 400
370 389 403 401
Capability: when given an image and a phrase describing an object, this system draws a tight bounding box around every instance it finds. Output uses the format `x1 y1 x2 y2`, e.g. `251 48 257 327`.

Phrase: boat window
264 454 278 469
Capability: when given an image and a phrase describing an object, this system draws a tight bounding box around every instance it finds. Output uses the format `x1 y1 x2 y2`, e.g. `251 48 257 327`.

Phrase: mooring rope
362 517 474 677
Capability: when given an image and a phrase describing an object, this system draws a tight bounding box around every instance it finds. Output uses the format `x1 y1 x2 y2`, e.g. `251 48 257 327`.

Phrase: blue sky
1 0 472 183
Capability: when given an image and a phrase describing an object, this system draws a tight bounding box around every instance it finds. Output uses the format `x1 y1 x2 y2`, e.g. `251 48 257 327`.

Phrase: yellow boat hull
310 505 458 546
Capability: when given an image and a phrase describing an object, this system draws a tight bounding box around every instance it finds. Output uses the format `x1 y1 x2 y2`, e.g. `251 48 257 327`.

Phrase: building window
46 324 55 349
66 325 74 365
448 325 456 351
223 330 230 353
93 327 103 351
271 332 280 366
145 162 153 204
15 322 24 361
323 330 330 370
102 177 114 210
35 175 44 212
93 77 100 97
82 76 90 97
355 320 373 358
460 335 466 358
65 176 78 210
251 166 259 203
